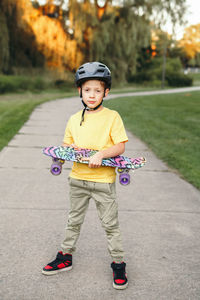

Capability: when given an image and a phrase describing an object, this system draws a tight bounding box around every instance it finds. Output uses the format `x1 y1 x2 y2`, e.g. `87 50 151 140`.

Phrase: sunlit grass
104 91 200 189
0 90 75 151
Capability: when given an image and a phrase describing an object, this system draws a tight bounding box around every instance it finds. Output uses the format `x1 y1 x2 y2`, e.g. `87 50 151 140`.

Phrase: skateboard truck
117 168 131 185
51 158 65 175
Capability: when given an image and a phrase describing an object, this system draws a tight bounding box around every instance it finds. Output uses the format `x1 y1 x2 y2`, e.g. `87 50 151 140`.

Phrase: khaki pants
61 178 124 262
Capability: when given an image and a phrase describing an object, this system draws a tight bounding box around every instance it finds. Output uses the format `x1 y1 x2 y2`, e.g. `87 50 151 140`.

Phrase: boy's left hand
82 152 103 168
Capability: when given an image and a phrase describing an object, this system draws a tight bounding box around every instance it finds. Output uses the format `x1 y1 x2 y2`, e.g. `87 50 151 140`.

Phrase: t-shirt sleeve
110 112 128 145
63 117 74 145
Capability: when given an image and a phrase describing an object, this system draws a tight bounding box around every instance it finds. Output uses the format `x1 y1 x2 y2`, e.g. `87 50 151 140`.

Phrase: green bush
33 77 46 90
166 73 193 87
128 57 193 87
0 76 17 93
0 75 47 93
14 76 32 90
54 79 74 90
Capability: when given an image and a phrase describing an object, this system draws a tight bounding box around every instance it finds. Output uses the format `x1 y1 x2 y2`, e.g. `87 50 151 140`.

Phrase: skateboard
43 146 146 185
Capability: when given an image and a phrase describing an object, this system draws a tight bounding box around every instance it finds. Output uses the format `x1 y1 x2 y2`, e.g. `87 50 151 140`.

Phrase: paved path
107 86 200 99
1 89 200 300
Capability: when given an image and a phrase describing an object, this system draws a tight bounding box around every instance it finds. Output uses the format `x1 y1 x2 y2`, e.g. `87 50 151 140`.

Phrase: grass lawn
104 91 200 190
0 90 75 151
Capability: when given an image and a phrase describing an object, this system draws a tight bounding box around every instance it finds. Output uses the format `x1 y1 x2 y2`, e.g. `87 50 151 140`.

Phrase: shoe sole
113 281 128 290
42 266 72 276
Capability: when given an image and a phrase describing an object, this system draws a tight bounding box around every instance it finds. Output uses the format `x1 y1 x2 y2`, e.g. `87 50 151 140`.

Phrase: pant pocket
102 200 119 226
69 177 83 188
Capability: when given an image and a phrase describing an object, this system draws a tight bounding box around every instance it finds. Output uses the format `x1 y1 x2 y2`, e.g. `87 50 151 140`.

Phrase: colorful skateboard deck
43 146 146 185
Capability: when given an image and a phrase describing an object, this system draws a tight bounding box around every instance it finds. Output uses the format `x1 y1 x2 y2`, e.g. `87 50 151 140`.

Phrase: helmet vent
97 69 104 73
79 71 85 75
99 64 105 67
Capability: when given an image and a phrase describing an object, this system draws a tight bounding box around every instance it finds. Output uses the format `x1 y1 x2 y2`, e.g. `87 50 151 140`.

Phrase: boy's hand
82 152 103 168
71 144 81 150
62 143 81 150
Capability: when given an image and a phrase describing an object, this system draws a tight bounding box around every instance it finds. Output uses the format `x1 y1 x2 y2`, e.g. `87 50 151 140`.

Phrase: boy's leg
92 182 124 263
61 178 91 254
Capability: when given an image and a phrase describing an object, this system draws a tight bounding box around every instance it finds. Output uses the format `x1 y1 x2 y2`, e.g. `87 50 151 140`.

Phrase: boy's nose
89 91 95 98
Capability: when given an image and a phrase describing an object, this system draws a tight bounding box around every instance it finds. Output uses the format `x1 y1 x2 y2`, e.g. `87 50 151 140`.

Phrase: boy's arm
100 142 125 158
83 142 126 168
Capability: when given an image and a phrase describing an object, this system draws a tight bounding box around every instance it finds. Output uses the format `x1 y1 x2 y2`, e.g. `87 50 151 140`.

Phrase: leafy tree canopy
1 0 187 82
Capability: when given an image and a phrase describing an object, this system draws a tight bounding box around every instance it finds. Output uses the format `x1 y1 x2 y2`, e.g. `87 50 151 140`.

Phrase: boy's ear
78 87 81 95
104 88 110 97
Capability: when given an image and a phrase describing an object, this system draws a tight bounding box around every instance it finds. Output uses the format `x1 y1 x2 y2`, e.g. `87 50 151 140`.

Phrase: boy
42 62 128 290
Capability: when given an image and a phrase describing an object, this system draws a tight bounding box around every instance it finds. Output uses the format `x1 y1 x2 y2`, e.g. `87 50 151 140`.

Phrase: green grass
0 90 75 151
111 82 161 94
104 91 200 189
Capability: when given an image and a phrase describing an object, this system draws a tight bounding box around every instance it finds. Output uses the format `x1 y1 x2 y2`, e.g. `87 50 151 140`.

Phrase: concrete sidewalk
1 95 200 300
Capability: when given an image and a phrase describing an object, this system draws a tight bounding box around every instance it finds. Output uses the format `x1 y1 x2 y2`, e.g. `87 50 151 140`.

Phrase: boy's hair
75 62 111 90
82 79 106 89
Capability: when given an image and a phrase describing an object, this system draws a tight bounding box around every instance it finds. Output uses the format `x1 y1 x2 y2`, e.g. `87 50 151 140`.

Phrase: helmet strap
80 99 104 126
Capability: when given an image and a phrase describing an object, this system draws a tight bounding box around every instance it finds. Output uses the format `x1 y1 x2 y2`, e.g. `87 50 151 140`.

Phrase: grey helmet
75 61 111 89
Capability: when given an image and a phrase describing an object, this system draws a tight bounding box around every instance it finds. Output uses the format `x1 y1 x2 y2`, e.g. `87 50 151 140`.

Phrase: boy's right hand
71 144 81 150
62 143 81 150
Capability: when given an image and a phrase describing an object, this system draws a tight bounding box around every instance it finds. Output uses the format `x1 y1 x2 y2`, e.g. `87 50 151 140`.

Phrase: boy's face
79 80 109 110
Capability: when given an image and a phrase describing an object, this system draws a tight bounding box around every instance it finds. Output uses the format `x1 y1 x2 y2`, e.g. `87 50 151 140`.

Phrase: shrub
14 76 32 91
0 76 17 93
166 73 193 87
127 57 193 87
0 75 47 93
33 77 46 90
54 79 74 90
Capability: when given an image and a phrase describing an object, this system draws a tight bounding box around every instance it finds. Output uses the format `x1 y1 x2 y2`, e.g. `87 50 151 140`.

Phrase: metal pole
161 44 167 89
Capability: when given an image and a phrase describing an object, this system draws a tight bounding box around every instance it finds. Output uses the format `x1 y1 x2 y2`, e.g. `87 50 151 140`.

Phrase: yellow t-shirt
63 107 128 183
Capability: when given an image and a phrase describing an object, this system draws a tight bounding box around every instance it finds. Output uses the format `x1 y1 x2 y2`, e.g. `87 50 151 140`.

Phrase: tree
0 0 188 80
179 23 200 67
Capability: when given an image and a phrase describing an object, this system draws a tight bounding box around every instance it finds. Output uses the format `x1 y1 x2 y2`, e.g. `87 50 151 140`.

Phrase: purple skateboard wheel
119 173 130 185
51 163 62 176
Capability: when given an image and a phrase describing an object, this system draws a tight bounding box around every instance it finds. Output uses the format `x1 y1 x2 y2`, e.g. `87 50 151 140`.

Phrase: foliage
90 7 151 82
0 75 74 94
0 76 44 93
128 26 194 87
0 0 188 84
178 23 200 67
166 72 193 87
128 55 193 87
179 24 200 59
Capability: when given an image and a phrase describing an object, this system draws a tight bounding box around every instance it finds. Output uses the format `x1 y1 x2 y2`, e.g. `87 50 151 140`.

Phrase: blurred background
0 0 199 92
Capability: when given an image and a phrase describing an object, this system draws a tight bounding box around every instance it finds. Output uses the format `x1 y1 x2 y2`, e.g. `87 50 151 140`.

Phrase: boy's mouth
88 101 96 104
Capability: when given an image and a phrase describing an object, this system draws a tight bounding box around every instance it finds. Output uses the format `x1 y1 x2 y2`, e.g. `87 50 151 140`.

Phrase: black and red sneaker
111 262 128 289
42 251 72 275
